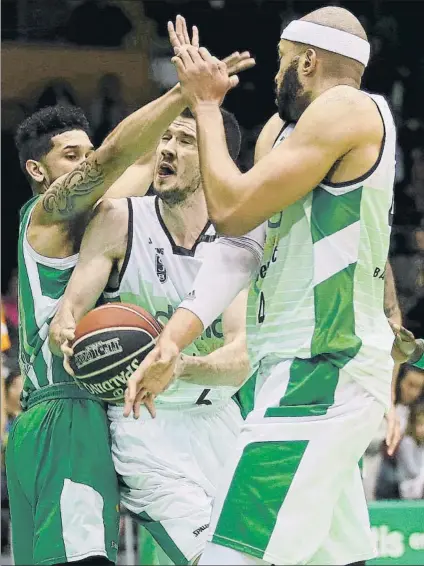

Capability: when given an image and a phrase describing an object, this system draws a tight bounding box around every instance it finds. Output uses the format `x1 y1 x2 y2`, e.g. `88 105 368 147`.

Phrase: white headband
281 20 370 66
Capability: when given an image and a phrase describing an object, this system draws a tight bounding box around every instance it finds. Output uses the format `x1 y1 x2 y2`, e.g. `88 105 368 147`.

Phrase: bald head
275 6 367 123
301 6 367 41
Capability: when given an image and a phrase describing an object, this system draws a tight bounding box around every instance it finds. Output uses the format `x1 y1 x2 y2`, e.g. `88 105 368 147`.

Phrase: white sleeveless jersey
245 93 396 409
104 196 239 407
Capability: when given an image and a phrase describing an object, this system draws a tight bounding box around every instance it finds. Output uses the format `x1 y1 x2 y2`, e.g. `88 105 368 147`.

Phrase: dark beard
276 59 310 123
151 184 198 207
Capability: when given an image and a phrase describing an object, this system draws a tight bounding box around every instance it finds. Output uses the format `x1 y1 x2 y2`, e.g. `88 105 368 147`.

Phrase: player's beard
276 58 311 123
152 175 201 207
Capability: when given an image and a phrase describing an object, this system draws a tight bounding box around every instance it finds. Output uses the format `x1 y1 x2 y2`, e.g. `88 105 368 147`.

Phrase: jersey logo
199 234 216 244
186 289 196 300
148 237 153 244
155 248 167 283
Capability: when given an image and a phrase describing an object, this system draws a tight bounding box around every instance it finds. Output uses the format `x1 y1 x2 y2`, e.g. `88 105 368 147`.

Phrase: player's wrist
191 101 221 118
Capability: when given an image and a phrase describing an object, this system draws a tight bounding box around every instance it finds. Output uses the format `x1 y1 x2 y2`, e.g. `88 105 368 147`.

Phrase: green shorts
6 384 120 565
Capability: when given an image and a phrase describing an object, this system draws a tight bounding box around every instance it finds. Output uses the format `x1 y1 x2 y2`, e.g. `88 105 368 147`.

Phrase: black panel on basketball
70 303 162 403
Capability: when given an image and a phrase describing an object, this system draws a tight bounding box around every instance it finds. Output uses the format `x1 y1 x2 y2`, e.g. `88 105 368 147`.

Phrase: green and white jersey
18 197 79 399
104 196 237 407
246 93 396 408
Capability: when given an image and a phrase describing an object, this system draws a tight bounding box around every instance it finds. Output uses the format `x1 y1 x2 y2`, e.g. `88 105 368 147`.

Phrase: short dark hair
180 107 241 161
15 105 91 173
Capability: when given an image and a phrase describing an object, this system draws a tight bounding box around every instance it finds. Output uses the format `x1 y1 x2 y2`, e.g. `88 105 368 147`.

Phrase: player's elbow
210 211 250 238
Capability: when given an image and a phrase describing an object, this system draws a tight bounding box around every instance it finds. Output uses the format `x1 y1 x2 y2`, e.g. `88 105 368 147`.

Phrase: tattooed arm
33 85 186 226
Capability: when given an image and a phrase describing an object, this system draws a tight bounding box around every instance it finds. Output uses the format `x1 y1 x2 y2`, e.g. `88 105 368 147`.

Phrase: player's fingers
173 47 194 68
61 339 74 358
229 57 256 75
180 15 191 45
171 55 186 74
388 321 400 335
191 25 199 48
124 371 140 417
183 45 204 65
399 327 415 341
228 75 240 90
62 328 75 342
133 388 149 419
167 21 180 50
198 46 216 64
221 51 240 67
144 394 157 419
175 15 189 46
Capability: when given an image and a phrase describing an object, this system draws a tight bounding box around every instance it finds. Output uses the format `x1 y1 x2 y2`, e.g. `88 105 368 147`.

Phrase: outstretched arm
172 48 383 236
103 152 156 200
178 290 250 387
34 85 186 227
49 199 128 355
33 18 254 227
124 227 264 417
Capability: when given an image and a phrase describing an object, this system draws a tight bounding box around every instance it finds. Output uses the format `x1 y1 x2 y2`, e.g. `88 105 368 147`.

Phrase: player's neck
312 76 360 101
159 192 209 249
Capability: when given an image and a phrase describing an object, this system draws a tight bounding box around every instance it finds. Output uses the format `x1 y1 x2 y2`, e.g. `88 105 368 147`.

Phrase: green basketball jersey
18 197 79 399
246 93 396 408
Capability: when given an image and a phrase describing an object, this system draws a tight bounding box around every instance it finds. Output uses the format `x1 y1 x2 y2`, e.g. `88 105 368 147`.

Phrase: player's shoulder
309 86 384 123
92 197 129 225
297 86 385 145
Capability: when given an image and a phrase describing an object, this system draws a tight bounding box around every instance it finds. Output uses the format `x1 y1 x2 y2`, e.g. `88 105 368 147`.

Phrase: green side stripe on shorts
212 440 309 559
233 369 258 419
138 511 188 566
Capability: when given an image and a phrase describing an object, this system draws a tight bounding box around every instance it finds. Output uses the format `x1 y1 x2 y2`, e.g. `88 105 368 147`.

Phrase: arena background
1 0 424 564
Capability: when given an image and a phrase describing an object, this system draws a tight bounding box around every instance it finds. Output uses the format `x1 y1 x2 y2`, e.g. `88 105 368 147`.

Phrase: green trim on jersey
36 263 74 300
310 188 363 359
310 186 363 243
18 198 76 395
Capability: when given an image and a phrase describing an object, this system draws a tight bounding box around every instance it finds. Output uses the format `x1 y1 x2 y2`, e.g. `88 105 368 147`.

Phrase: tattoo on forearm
42 159 104 215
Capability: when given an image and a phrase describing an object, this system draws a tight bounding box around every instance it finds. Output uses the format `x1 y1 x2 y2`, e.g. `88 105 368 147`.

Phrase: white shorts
108 400 243 564
207 360 386 565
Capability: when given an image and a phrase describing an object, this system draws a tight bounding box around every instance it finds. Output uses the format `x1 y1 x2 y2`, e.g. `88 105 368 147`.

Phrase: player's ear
26 159 47 184
302 48 318 76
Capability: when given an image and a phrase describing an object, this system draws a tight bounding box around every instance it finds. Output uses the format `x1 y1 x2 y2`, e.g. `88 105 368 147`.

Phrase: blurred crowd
1 0 424 552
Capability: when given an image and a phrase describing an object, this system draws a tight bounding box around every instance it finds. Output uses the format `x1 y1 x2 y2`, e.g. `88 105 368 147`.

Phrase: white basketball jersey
104 196 239 407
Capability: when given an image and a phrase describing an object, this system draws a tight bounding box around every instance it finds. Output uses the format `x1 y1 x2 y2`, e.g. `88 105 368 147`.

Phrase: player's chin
153 173 177 188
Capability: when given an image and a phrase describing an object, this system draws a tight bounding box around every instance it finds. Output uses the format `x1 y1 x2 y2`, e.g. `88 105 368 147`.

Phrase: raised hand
168 14 199 52
222 51 255 77
172 46 238 111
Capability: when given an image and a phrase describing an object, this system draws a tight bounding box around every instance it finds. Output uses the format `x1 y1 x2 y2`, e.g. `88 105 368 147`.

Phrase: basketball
69 303 162 403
